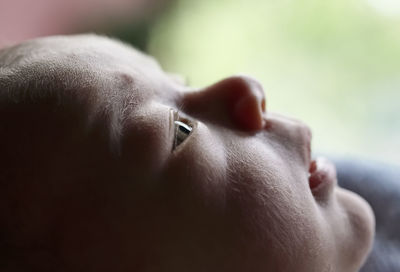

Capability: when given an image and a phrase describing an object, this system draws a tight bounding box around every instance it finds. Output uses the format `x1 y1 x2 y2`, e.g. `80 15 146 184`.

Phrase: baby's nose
183 75 266 131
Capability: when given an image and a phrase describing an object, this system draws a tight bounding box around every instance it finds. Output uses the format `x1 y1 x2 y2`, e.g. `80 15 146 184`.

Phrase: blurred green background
145 0 400 165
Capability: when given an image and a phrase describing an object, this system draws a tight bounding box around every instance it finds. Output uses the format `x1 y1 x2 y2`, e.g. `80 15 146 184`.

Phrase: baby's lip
305 131 336 199
308 157 337 199
302 128 336 199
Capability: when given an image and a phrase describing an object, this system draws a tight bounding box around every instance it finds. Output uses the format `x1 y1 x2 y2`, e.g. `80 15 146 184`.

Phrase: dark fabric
332 157 400 272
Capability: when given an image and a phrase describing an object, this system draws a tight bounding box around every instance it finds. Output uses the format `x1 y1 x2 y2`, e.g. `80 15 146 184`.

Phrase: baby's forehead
3 35 159 91
0 34 159 71
1 35 167 106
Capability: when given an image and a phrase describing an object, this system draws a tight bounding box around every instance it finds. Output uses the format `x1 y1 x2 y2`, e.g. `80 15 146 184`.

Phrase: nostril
225 76 266 131
233 94 264 131
261 97 266 113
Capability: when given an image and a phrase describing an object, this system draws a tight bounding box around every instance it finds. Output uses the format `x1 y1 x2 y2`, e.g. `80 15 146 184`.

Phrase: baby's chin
335 187 375 271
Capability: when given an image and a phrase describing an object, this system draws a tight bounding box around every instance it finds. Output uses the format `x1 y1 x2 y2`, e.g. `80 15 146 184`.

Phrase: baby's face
0 35 374 271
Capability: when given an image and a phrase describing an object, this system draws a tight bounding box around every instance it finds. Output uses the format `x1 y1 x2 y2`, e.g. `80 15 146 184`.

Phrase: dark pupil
178 123 191 135
175 120 192 147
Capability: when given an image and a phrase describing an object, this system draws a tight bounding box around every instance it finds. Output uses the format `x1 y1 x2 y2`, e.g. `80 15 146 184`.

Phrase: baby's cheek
222 174 327 269
163 123 228 212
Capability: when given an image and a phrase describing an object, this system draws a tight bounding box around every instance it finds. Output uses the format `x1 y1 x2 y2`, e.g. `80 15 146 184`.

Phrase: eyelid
169 108 176 151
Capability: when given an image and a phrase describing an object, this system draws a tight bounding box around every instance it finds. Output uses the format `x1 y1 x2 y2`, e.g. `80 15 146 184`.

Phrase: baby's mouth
308 160 318 189
305 133 336 195
308 157 337 195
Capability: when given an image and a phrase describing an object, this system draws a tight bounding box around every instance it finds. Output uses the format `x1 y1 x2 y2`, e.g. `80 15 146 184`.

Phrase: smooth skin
0 35 374 271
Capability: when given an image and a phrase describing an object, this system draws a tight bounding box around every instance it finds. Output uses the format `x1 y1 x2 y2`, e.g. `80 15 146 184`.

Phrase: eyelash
173 110 193 149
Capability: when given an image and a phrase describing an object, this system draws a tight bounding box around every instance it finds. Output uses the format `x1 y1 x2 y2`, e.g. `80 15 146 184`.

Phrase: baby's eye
173 113 193 149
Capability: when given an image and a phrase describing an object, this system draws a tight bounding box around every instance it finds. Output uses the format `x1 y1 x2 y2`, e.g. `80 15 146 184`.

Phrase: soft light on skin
0 34 374 272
